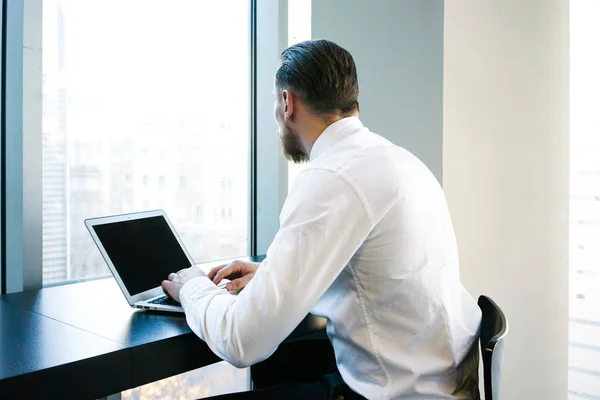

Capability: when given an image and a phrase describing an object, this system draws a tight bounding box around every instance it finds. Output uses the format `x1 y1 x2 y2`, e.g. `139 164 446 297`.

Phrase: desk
0 256 327 399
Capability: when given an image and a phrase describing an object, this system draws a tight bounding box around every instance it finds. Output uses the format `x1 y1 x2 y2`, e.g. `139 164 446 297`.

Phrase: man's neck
301 112 359 155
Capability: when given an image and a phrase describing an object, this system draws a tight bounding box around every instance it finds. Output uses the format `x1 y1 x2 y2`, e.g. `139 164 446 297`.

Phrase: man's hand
208 260 260 292
161 266 207 303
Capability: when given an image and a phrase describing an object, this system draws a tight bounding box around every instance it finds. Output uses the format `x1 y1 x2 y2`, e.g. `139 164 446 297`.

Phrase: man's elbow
227 355 254 369
224 341 272 369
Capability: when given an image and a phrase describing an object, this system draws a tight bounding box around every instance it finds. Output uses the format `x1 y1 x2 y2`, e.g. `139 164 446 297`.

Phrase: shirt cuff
179 276 220 311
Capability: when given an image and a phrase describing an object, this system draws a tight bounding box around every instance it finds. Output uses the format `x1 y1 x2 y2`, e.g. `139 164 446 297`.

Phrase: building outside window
41 0 251 396
569 1 600 398
42 0 249 284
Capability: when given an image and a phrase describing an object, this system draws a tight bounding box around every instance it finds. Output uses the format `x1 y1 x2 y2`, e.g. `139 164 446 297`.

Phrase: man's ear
282 90 295 122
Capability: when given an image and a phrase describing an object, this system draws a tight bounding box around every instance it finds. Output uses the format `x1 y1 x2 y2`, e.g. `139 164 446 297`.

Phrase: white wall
311 0 444 181
443 1 570 399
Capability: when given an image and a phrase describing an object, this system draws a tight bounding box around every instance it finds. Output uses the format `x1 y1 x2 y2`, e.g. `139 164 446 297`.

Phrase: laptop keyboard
149 296 180 307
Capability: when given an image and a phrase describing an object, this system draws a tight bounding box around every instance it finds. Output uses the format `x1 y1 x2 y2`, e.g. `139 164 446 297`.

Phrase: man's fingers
207 264 227 280
226 274 254 291
161 280 172 295
161 280 172 293
161 280 180 302
168 273 177 281
213 262 242 285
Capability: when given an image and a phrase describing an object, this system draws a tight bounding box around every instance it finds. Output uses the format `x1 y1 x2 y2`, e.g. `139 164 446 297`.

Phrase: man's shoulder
308 130 402 172
303 128 434 193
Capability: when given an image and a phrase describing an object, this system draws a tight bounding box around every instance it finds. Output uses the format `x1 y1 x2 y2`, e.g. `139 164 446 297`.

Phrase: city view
42 0 249 284
569 1 600 398
42 0 251 397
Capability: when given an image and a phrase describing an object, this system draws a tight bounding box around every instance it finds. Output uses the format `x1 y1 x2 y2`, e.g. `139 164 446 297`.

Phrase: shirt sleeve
179 168 374 368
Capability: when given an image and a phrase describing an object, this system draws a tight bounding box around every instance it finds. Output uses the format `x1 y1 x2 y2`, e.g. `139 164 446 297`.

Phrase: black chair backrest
478 295 509 400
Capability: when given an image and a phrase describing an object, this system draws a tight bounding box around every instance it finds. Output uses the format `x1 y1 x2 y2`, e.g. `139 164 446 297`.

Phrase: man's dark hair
275 39 359 117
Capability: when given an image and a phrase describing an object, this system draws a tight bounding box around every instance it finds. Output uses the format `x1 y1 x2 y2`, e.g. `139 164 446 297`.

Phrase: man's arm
179 168 373 368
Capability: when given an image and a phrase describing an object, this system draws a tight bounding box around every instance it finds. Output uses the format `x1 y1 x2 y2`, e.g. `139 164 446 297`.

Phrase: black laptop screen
92 216 192 296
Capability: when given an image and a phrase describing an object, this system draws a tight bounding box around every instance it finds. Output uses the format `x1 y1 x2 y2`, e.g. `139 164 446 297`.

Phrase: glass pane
42 0 250 285
286 0 311 192
569 1 600 398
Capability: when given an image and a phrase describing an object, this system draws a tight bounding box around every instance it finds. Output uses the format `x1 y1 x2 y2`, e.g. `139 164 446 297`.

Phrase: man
163 39 482 399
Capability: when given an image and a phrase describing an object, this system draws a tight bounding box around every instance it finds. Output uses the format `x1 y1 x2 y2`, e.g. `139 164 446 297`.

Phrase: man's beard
280 125 309 164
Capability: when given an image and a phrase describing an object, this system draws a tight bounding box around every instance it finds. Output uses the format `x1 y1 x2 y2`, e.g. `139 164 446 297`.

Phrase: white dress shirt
180 117 482 399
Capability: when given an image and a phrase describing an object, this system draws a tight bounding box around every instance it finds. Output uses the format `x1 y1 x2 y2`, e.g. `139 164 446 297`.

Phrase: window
0 0 4 293
42 0 250 285
39 0 252 397
286 0 311 192
569 1 600 398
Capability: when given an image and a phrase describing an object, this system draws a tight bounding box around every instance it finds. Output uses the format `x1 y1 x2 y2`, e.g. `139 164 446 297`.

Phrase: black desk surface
0 256 327 399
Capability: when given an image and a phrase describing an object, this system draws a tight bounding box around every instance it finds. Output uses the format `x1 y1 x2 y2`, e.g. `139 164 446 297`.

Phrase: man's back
288 117 482 398
170 39 481 400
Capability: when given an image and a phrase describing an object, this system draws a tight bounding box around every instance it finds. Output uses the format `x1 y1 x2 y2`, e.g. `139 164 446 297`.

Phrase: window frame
1 0 290 294
0 0 4 294
2 0 44 294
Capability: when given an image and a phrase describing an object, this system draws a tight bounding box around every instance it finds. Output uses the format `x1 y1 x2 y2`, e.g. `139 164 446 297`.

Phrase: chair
478 295 509 400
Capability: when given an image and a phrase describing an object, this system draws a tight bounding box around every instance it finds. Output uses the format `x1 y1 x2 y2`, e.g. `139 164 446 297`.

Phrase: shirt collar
309 116 364 161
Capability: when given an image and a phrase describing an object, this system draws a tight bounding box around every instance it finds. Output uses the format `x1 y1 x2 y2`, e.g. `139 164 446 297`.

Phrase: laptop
85 210 224 313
